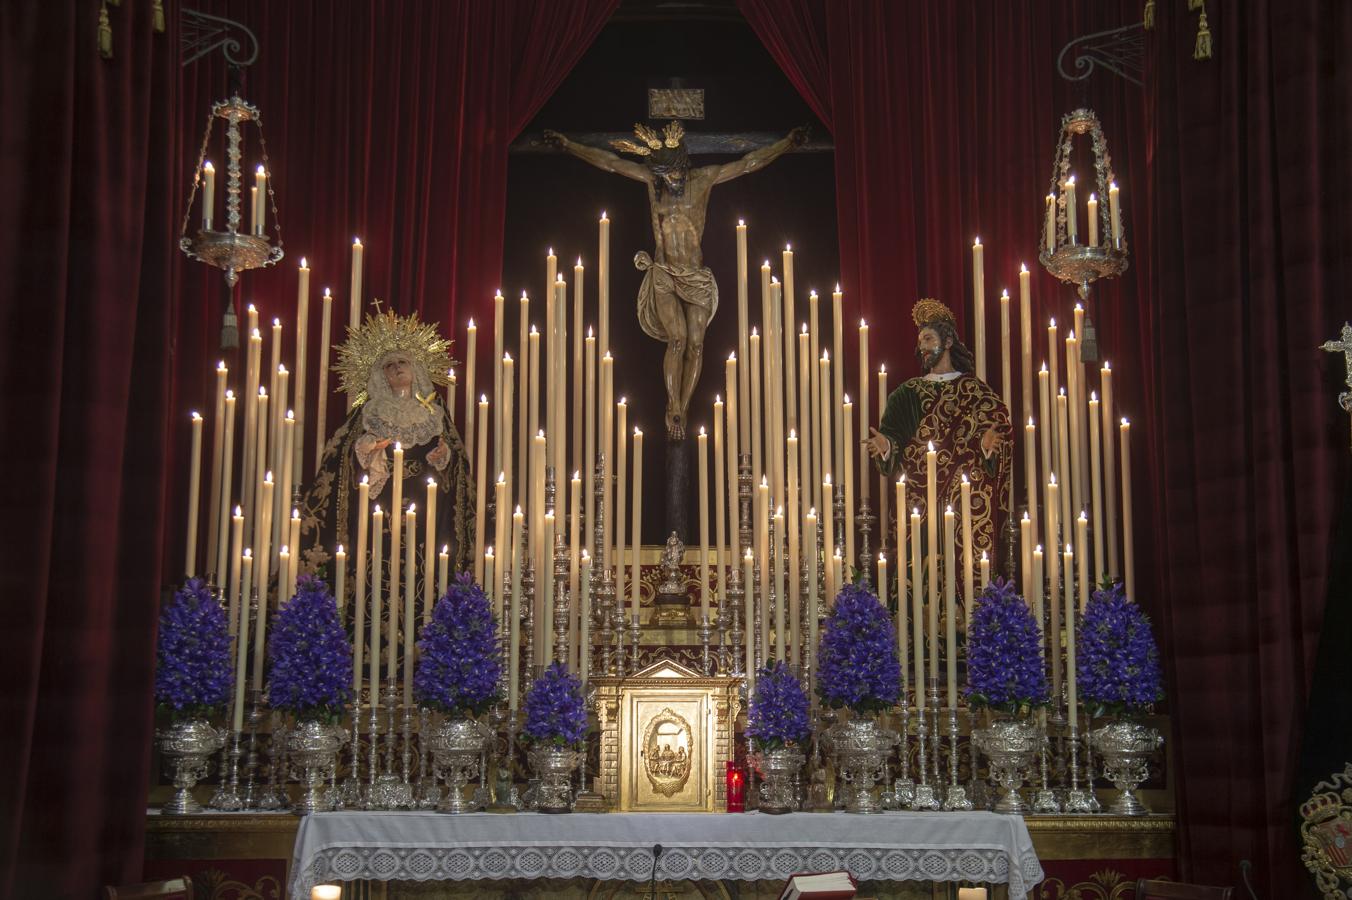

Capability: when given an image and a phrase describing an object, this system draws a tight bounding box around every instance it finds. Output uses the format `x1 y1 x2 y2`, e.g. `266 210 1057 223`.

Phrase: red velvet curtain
1145 0 1350 890
735 0 1155 610
742 0 1349 893
737 0 1155 498
737 0 1149 375
169 0 617 577
1 2 615 896
0 1 179 897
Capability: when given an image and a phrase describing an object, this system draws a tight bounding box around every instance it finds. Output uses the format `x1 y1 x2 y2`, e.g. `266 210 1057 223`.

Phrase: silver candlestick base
1064 788 1097 813
893 777 915 808
369 683 414 810
1031 725 1061 813
942 708 973 811
208 729 245 811
334 699 365 809
1080 722 1103 813
256 710 286 810
241 689 265 808
910 781 940 810
369 771 415 809
416 707 442 809
942 782 973 811
1062 723 1096 814
909 704 941 810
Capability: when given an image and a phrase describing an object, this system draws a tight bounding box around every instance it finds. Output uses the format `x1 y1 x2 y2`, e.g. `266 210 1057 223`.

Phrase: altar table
288 810 1044 900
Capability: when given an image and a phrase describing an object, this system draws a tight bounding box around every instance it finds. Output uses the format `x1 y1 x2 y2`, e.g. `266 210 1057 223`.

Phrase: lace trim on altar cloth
293 843 1043 900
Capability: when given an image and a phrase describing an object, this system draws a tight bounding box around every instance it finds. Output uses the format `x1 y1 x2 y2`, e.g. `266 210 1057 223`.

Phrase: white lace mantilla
290 811 1043 899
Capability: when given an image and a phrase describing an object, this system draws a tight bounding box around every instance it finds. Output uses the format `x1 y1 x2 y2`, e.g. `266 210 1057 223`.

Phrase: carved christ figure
546 122 808 439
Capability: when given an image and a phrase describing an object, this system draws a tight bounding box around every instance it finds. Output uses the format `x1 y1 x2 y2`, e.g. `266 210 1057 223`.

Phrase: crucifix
1320 322 1352 451
545 88 807 441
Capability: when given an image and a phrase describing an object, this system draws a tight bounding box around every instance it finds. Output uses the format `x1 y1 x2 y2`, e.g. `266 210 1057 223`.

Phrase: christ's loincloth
634 251 719 343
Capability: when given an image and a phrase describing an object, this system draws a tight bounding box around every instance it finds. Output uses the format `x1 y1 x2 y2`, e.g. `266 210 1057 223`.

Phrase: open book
777 870 858 900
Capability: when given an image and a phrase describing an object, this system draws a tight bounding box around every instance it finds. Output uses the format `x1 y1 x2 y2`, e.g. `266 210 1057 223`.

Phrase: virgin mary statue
299 308 474 577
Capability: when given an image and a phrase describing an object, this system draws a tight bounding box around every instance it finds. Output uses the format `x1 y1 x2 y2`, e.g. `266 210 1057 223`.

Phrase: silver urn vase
1090 719 1163 816
427 716 492 814
752 747 805 814
973 715 1042 814
824 716 898 814
528 746 581 813
158 719 225 815
287 720 348 815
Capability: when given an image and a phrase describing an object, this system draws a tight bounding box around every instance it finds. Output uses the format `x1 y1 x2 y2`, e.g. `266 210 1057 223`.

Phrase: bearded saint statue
867 299 1013 588
299 308 474 577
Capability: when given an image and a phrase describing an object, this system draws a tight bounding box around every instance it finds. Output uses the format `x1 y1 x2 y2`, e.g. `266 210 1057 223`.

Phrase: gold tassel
1187 0 1202 10
1194 8 1213 60
152 0 165 33
1143 0 1155 29
98 2 113 58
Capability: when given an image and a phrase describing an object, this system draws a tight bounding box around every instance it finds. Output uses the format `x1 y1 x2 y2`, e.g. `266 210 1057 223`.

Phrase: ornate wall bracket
1058 23 1146 87
181 9 259 68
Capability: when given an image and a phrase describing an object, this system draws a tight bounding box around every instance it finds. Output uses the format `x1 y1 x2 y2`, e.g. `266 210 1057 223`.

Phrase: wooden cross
1320 322 1352 451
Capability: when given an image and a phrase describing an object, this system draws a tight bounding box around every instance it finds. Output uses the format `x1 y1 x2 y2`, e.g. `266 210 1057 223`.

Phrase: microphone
649 844 663 899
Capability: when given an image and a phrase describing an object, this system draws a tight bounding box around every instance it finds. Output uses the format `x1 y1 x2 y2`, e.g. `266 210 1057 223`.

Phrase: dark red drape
735 0 1156 618
1145 0 1350 891
742 0 1350 893
2 1 616 895
736 0 1151 390
168 0 617 580
0 1 179 897
736 1 1156 528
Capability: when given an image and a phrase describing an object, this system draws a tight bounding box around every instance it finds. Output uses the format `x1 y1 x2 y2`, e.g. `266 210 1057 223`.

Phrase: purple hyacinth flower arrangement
155 578 234 720
965 577 1050 716
1077 581 1164 717
415 571 502 717
816 582 902 714
522 662 588 749
267 575 353 722
747 661 812 750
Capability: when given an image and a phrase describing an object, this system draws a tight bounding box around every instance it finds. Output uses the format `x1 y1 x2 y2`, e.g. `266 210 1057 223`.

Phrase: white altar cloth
290 810 1043 899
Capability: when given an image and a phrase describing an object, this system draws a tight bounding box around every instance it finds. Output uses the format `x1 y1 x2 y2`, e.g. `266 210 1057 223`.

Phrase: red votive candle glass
726 760 746 812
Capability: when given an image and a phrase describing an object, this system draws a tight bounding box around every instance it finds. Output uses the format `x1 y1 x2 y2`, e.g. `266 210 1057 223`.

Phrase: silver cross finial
1319 322 1352 413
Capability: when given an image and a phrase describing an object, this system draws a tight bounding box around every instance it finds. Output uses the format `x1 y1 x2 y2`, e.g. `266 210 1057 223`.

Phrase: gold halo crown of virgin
335 307 455 407
912 298 956 329
610 121 686 157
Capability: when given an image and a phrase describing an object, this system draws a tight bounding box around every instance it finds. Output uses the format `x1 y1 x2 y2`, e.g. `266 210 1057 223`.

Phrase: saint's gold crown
912 298 956 328
335 306 455 407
